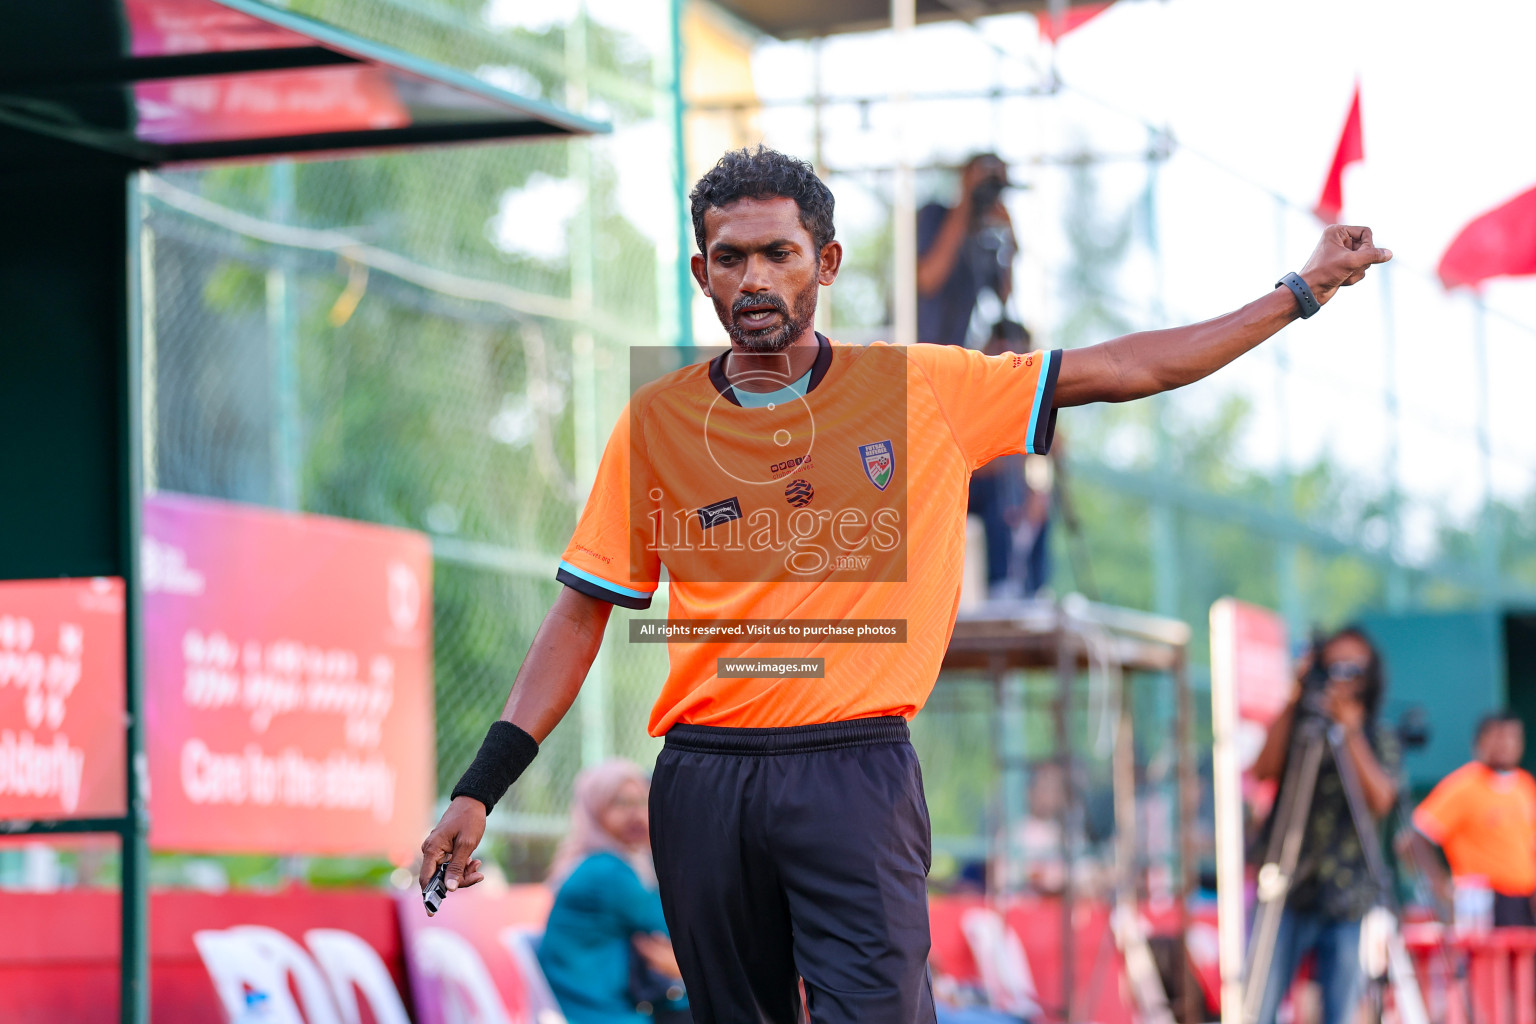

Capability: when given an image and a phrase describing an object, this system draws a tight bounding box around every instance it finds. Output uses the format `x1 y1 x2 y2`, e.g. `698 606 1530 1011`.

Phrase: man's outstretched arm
1053 225 1392 408
418 586 614 893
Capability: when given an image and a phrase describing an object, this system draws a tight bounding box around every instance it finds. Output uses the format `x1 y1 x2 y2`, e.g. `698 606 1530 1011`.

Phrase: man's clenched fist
1299 225 1393 307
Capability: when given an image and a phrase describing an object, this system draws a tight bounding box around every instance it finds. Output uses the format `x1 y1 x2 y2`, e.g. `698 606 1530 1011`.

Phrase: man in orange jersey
422 147 1392 1024
1413 712 1536 927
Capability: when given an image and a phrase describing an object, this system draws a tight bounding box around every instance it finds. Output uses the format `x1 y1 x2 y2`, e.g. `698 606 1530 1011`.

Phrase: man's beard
715 282 818 353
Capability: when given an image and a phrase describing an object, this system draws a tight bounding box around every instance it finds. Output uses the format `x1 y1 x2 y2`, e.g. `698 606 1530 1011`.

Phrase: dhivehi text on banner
0 577 126 820
143 492 433 860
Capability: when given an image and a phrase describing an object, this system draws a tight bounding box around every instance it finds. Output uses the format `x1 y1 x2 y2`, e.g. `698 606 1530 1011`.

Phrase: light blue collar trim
732 369 812 409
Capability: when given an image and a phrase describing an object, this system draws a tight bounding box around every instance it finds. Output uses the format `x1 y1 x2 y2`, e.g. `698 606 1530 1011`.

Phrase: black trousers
649 716 936 1024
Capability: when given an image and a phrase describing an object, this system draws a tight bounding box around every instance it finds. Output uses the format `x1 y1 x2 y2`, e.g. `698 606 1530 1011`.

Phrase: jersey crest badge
858 440 894 492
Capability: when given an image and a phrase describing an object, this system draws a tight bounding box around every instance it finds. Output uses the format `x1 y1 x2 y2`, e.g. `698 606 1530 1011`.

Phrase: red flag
1313 84 1363 224
1038 2 1114 43
1437 183 1536 290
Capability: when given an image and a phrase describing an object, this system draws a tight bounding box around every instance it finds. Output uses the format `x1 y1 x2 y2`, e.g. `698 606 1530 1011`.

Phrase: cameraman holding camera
916 153 1015 347
920 155 1041 598
1249 626 1401 1024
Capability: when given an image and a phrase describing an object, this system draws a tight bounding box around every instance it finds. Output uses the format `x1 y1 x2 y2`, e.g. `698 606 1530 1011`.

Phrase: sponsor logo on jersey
696 497 743 529
858 440 894 492
784 479 814 508
768 455 815 476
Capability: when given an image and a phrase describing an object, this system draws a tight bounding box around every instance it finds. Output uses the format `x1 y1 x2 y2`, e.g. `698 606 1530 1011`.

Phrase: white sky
485 0 1536 557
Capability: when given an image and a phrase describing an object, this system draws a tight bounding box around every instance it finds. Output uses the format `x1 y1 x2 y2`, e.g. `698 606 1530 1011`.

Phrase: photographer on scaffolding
1248 626 1401 1024
919 154 1043 598
917 153 1016 348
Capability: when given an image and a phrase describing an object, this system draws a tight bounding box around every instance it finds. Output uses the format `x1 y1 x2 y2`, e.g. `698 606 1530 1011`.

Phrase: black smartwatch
1276 272 1320 319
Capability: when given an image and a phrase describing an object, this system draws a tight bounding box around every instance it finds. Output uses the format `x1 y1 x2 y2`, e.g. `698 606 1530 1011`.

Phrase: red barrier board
0 577 126 820
143 493 433 860
395 882 559 1024
928 894 1222 1024
0 887 408 1023
0 884 563 1023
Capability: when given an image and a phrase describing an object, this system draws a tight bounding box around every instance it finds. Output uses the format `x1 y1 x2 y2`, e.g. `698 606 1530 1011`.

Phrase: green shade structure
0 0 606 170
0 4 603 1021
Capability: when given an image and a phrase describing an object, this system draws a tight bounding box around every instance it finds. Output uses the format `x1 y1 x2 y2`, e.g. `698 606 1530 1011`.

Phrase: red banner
125 0 312 57
0 578 125 820
134 66 412 145
143 493 433 860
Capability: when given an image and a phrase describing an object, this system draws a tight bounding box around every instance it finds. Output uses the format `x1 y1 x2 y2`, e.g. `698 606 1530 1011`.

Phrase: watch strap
1276 271 1320 319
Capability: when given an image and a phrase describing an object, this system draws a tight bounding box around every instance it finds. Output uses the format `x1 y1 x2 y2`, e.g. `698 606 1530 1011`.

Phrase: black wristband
1276 271 1320 319
450 721 539 814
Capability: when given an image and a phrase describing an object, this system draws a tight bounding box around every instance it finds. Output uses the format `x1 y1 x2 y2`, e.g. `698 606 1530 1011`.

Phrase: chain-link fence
139 1 681 872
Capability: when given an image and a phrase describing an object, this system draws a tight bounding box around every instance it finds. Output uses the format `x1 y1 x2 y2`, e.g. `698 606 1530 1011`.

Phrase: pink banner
126 0 312 56
143 493 433 860
134 67 411 145
0 578 126 820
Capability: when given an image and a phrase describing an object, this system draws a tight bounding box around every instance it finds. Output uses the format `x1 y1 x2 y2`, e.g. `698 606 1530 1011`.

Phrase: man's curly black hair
689 146 835 255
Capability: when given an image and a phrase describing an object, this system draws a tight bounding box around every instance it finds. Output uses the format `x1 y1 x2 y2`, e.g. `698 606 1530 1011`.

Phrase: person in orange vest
1412 711 1536 928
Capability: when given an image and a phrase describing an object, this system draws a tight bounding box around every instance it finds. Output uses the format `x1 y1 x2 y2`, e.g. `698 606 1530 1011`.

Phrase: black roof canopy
0 0 606 170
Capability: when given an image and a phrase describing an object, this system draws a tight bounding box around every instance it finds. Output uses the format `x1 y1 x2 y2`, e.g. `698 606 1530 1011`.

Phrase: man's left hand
1299 225 1393 307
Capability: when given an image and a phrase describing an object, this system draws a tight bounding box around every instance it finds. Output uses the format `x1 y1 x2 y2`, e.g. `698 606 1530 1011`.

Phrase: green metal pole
1472 294 1499 601
122 173 151 1024
670 0 693 348
268 160 300 510
568 3 610 768
1144 143 1179 622
998 664 1026 891
1380 262 1409 609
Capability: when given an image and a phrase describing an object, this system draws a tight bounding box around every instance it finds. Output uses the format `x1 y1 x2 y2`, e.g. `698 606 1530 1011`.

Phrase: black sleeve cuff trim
556 567 653 610
1029 349 1062 455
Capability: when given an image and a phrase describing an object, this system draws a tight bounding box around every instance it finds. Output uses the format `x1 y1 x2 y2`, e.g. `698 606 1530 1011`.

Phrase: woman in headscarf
537 759 689 1024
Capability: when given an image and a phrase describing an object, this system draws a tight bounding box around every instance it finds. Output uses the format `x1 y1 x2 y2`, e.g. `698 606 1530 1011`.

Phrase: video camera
1296 629 1333 718
1296 627 1429 750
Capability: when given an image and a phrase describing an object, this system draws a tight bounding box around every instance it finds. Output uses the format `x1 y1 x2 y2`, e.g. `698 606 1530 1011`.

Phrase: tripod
1240 706 1428 1024
1385 778 1475 1024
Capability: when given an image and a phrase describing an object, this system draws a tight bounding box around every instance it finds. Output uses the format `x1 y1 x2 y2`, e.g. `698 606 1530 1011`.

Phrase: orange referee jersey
556 334 1060 735
1414 762 1536 896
